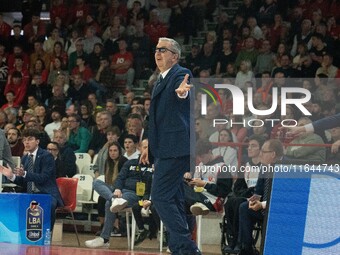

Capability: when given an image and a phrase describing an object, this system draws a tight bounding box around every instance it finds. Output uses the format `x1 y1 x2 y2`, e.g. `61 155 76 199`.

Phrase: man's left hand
175 74 193 97
249 200 263 211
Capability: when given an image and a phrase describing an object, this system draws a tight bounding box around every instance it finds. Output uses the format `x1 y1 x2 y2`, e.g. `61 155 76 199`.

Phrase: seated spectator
44 107 63 139
71 55 93 84
34 104 50 128
123 134 140 160
103 26 120 57
88 111 113 158
235 37 258 69
68 38 88 74
4 71 28 107
68 73 91 104
223 135 265 254
48 57 69 87
50 41 68 70
29 41 50 75
1 91 19 110
235 60 256 90
272 54 296 78
88 43 106 73
292 42 309 70
43 27 64 54
316 53 338 81
78 101 95 129
85 139 152 248
254 40 275 76
186 138 232 215
4 107 19 126
23 13 46 48
144 9 168 48
126 20 151 80
52 129 77 177
46 141 66 178
196 42 218 75
237 139 284 255
309 33 328 65
105 99 125 132
181 44 200 77
7 45 30 70
67 113 92 153
91 126 122 225
8 24 29 52
212 129 238 175
215 40 236 78
45 80 71 111
88 56 115 104
6 127 24 157
29 73 52 105
83 26 102 55
17 108 36 131
111 38 135 89
285 117 326 162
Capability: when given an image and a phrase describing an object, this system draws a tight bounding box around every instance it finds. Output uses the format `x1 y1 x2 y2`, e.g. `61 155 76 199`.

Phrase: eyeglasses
155 47 177 54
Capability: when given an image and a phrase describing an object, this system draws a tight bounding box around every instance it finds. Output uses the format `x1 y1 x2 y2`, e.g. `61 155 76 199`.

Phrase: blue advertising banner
264 166 340 255
0 193 51 245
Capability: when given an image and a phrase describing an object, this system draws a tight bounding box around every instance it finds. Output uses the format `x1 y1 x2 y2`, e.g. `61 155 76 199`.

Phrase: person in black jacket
223 135 265 254
184 138 233 216
85 139 153 248
52 130 77 177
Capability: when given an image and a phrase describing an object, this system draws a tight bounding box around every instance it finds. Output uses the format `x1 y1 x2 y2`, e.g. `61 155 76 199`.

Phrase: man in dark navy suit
0 128 63 228
288 113 340 135
140 37 200 255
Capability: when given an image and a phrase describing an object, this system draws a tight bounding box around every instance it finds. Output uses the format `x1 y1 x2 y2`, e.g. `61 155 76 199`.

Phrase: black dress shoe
232 244 241 254
134 229 149 246
223 244 234 254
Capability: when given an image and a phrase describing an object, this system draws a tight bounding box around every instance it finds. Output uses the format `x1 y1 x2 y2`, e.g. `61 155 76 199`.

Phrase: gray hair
158 37 181 59
4 107 18 117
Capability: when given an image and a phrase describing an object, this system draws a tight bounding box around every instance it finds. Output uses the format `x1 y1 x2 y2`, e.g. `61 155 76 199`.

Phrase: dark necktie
262 177 271 215
153 75 163 94
26 154 34 193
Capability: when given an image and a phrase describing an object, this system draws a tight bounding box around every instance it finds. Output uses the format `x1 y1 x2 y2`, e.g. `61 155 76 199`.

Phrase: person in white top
44 107 63 139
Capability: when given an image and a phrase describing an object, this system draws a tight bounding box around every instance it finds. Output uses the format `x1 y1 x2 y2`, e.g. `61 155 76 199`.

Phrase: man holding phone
237 139 284 255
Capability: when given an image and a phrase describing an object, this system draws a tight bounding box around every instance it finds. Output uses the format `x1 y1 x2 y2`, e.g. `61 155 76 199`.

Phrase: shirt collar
29 147 39 162
160 67 172 79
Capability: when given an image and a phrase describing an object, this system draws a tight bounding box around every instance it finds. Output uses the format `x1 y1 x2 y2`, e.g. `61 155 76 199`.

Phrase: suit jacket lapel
33 148 42 172
152 64 179 99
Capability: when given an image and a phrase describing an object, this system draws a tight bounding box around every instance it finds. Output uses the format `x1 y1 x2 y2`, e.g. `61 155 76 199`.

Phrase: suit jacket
14 147 64 207
0 129 15 169
148 64 194 159
313 113 340 132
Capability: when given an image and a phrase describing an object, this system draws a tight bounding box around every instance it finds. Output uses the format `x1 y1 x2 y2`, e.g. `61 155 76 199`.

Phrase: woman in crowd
93 141 128 236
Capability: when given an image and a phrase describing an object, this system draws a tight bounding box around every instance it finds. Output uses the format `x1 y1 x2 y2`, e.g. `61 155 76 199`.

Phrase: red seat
56 177 80 246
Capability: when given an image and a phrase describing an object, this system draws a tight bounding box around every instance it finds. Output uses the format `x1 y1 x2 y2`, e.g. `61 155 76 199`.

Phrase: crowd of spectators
0 0 339 253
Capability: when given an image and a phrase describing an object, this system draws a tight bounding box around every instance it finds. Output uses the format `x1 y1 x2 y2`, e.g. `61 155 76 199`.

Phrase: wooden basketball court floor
1 232 221 255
